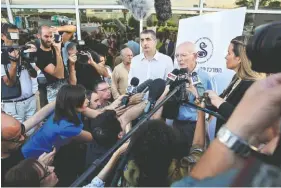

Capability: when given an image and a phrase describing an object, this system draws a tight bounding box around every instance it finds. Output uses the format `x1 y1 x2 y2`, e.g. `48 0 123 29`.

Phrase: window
171 0 200 8
203 0 256 9
79 0 120 5
243 13 281 35
11 8 76 30
1 0 6 4
1 8 9 23
258 0 281 10
9 0 75 5
11 9 76 45
79 9 137 36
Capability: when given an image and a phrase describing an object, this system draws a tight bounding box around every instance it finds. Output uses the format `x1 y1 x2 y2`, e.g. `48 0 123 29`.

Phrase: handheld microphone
126 77 139 95
122 77 139 106
166 69 180 85
144 78 166 113
191 72 212 106
133 79 153 93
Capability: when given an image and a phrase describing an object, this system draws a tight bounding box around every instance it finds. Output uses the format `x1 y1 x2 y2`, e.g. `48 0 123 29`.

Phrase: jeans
2 95 36 136
46 80 67 103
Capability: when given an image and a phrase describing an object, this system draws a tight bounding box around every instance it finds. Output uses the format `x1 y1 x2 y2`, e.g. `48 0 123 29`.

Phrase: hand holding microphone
205 90 225 109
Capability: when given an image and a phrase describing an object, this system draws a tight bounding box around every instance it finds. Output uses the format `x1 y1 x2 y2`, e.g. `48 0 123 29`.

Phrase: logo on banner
195 37 214 64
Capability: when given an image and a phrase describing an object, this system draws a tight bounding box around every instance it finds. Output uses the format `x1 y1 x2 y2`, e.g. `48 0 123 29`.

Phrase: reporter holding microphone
206 36 266 134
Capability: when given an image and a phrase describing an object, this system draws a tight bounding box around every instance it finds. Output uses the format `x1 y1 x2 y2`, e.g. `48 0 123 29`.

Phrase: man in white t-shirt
1 23 36 135
128 30 174 84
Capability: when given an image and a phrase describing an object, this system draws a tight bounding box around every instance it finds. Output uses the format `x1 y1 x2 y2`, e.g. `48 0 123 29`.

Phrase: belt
2 94 35 103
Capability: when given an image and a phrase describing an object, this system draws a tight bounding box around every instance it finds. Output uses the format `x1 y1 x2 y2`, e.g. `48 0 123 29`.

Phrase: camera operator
65 42 109 90
36 25 71 103
49 25 77 67
1 23 37 135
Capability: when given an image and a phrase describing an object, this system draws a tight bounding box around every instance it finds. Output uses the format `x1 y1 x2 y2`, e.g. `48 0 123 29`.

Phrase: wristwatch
217 126 251 157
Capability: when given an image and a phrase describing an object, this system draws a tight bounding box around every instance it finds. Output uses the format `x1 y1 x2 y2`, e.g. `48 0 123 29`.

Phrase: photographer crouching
1 23 37 136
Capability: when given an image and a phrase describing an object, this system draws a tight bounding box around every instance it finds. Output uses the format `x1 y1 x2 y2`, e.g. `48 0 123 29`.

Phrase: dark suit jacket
215 79 254 133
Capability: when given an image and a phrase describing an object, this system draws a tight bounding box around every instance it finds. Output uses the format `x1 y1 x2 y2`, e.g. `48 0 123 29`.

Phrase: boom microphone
119 0 153 21
144 78 166 113
154 0 172 23
133 79 153 93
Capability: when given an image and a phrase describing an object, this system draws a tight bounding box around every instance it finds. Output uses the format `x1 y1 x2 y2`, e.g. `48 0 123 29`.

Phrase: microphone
154 0 172 24
144 78 166 113
121 77 139 106
166 69 180 85
119 0 153 21
133 79 153 93
191 72 212 106
126 77 139 95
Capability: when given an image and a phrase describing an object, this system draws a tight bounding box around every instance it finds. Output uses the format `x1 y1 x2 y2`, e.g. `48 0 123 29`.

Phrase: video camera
246 21 281 73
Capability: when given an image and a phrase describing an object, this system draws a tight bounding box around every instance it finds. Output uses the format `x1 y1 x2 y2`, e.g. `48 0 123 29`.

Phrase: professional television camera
246 21 281 73
1 44 37 78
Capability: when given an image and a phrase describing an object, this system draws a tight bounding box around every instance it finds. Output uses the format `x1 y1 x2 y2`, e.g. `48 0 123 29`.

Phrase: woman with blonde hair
206 35 266 133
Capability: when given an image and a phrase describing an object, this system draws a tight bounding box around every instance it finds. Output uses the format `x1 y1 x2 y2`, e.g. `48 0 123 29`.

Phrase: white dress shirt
128 51 174 84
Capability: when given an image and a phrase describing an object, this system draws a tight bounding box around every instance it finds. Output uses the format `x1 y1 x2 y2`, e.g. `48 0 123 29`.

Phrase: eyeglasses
97 87 111 92
39 165 51 182
175 53 195 59
2 123 26 143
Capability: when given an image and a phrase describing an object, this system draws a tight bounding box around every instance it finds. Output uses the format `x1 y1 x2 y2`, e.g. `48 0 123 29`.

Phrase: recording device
76 40 100 65
121 77 140 106
133 79 153 93
127 77 140 95
144 78 166 113
246 21 281 73
191 72 212 106
166 69 180 85
54 34 62 43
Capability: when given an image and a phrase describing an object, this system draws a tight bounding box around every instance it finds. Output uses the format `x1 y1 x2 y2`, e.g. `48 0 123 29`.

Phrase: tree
235 0 281 8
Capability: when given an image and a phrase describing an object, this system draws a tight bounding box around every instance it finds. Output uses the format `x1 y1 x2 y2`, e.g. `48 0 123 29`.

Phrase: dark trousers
173 120 196 157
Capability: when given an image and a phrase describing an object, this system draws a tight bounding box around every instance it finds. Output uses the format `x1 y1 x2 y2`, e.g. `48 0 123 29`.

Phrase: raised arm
23 101 56 132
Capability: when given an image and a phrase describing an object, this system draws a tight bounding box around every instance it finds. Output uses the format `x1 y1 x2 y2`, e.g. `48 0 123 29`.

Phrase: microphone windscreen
119 0 153 21
179 68 188 74
172 69 180 75
154 0 172 23
130 77 140 87
133 79 153 93
148 78 166 101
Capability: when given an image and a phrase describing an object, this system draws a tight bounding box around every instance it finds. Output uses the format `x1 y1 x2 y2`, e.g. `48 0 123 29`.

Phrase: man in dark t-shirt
36 25 76 103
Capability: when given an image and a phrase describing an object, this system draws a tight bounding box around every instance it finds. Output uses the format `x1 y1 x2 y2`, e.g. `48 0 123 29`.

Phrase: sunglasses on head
2 123 26 143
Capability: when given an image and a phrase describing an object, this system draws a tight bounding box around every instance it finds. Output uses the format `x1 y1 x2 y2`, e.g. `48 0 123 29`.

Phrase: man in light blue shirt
173 41 213 152
126 33 140 56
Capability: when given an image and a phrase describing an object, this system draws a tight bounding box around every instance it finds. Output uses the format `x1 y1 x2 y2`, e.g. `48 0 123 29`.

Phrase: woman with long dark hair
21 84 99 159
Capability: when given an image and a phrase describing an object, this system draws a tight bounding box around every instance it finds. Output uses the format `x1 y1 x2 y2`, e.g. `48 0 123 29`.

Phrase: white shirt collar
140 51 160 61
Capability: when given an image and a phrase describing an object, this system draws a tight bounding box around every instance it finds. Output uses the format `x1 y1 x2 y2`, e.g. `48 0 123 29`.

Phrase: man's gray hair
120 47 133 57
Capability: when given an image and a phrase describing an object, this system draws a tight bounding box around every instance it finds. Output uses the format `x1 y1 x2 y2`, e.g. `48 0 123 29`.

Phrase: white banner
176 7 246 78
